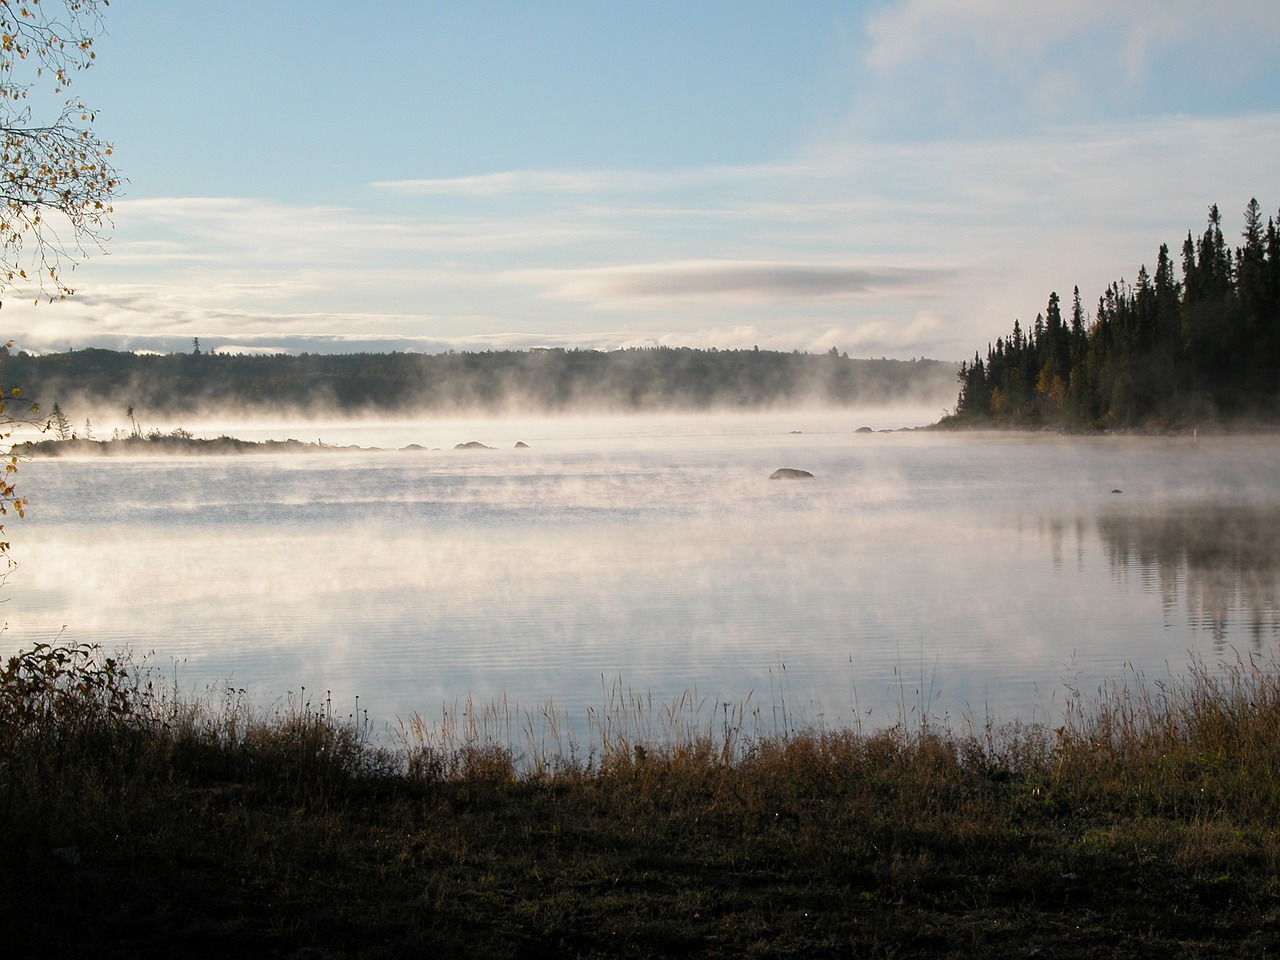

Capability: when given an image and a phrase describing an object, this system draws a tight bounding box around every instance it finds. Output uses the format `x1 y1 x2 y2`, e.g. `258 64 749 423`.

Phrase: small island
21 433 372 457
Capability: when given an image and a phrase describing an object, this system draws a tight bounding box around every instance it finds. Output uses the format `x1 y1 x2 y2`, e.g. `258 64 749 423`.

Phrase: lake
4 412 1279 741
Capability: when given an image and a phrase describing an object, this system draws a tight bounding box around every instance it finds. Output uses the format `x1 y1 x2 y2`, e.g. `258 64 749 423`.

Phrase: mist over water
5 412 1279 737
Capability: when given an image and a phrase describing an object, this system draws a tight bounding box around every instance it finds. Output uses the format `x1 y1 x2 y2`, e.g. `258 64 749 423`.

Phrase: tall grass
1054 651 1280 821
4 641 1280 866
0 643 398 872
386 650 1280 858
7 642 1280 956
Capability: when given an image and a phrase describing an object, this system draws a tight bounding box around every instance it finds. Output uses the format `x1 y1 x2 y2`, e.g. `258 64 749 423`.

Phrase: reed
1053 650 1280 821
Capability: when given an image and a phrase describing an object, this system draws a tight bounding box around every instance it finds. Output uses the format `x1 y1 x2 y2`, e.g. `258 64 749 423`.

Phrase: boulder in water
769 467 814 480
454 441 493 450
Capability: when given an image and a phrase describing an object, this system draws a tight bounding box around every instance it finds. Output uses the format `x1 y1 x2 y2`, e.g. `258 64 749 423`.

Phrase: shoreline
22 419 1280 458
20 434 405 457
5 642 1279 958
931 411 1280 436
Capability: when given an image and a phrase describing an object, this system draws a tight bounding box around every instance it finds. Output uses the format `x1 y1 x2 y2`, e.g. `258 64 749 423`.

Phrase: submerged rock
769 468 814 480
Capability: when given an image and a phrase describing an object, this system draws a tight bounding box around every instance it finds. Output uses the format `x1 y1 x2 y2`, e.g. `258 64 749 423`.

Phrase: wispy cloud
372 170 636 197
111 196 620 261
370 164 791 198
857 1 1280 132
509 260 952 304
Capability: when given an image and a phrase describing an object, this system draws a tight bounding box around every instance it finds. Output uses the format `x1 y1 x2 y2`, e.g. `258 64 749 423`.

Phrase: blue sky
7 0 1280 360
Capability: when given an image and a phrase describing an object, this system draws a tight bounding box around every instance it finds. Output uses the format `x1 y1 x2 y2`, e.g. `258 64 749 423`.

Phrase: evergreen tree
49 403 72 441
945 199 1279 428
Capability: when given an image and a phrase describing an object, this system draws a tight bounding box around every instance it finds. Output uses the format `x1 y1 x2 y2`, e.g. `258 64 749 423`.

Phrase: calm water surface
5 413 1279 736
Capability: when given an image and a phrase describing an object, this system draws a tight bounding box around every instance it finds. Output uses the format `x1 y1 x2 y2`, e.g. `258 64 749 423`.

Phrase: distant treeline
2 345 958 426
948 199 1280 428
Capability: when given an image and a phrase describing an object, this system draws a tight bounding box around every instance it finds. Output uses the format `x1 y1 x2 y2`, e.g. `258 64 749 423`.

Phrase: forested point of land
5 345 958 429
944 199 1280 430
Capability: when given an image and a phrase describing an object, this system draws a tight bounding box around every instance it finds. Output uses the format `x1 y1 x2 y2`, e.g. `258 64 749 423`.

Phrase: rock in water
769 468 814 480
454 441 493 450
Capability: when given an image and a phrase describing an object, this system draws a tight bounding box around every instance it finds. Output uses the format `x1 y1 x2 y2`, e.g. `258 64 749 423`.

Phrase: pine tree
950 199 1278 426
49 403 72 441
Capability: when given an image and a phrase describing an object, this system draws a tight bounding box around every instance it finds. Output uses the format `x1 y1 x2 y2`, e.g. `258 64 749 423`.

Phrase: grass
3 643 1280 958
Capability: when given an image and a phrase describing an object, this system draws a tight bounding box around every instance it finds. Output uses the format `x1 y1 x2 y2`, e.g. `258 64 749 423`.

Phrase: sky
5 0 1280 361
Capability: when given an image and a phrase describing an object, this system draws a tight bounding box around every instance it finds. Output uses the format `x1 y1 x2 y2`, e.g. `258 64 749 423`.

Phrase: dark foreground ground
4 644 1280 958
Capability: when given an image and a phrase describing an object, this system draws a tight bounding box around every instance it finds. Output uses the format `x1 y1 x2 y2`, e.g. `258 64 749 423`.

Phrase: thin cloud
371 163 798 198
110 195 621 261
859 1 1280 131
372 171 626 197
510 261 953 304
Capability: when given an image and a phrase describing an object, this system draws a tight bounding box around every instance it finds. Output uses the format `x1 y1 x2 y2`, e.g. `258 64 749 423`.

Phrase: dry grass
3 642 1280 958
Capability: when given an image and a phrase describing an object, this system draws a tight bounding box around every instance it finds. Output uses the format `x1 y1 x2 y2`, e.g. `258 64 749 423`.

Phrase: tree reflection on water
1094 506 1280 652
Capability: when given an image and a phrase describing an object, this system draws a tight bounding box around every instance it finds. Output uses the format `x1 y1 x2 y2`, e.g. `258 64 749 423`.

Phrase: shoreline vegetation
929 414 1280 436
5 643 1280 957
940 200 1280 432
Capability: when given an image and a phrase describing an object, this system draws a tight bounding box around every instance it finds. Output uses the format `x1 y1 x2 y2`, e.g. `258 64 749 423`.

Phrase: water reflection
1094 506 1280 651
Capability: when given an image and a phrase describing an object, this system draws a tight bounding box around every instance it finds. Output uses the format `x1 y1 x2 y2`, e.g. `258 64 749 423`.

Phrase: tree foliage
950 200 1280 428
0 352 33 578
0 0 119 300
0 0 118 580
